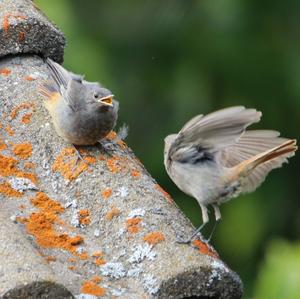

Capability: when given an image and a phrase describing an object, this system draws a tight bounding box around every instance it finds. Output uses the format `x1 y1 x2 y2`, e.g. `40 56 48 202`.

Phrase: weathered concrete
0 1 243 298
0 0 65 62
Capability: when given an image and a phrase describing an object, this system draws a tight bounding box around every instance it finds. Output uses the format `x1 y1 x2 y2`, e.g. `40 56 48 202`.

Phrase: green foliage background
36 1 300 298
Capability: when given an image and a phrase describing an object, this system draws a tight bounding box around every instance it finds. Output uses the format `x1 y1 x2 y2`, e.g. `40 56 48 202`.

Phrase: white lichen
116 186 128 198
127 208 145 219
128 243 156 264
75 294 97 299
143 274 159 295
111 287 127 296
127 265 143 277
211 259 229 273
94 228 101 237
100 262 126 279
9 177 38 193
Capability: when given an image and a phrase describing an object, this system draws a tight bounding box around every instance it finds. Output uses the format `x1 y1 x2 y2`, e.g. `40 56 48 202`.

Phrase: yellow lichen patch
0 182 23 197
155 184 173 203
126 217 142 234
52 148 96 180
143 231 165 245
81 280 105 297
105 207 120 220
13 143 32 159
78 209 91 226
192 239 219 258
101 188 112 199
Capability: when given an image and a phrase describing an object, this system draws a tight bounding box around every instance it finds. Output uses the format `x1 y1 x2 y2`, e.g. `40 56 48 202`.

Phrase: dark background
36 1 300 298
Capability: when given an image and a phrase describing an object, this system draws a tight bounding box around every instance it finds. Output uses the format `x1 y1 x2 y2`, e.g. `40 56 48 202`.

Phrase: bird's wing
43 58 84 111
168 106 262 163
219 130 296 192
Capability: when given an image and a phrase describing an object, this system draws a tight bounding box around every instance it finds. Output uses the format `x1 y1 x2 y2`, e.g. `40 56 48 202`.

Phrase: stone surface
0 54 243 299
0 0 65 62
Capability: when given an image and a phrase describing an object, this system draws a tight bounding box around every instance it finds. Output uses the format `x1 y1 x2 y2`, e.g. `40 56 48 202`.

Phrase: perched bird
164 106 297 243
38 58 119 147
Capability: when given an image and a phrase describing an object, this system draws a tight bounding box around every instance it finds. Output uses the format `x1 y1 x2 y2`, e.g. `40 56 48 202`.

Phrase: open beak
99 95 114 106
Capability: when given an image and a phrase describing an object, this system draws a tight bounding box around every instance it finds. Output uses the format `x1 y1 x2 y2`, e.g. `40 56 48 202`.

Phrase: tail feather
234 139 297 178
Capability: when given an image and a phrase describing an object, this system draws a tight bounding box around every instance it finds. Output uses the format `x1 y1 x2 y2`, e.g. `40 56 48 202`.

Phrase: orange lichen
0 182 23 197
5 124 14 136
52 147 96 180
94 258 106 266
106 156 124 173
3 13 27 33
24 76 35 81
25 192 84 255
76 251 89 260
21 112 33 124
155 184 173 203
81 280 105 297
192 239 219 258
68 265 76 271
91 251 104 258
91 276 102 283
0 139 7 151
19 31 25 42
10 102 35 120
78 209 91 226
13 143 32 159
126 217 142 234
98 154 106 161
0 68 11 76
101 188 112 199
0 154 37 184
131 169 141 178
19 204 26 210
106 131 117 140
45 255 56 263
105 207 120 220
68 257 76 263
143 231 165 245
30 192 64 213
24 162 35 169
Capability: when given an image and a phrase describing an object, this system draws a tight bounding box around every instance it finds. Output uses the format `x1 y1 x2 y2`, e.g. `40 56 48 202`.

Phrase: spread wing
219 130 296 192
168 106 262 164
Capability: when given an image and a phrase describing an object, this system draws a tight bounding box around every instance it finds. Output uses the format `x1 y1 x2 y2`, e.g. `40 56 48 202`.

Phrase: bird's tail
232 139 297 178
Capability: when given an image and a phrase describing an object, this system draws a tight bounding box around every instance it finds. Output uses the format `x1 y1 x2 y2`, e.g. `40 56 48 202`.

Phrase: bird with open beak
164 106 297 243
39 58 118 147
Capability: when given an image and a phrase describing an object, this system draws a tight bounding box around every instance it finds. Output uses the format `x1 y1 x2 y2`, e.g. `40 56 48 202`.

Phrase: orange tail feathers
232 139 297 178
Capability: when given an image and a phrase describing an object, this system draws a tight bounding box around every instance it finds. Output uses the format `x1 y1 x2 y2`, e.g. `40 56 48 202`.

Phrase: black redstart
39 58 119 147
164 106 297 243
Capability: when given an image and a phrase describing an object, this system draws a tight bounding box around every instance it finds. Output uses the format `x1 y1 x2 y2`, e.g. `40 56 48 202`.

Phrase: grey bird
38 58 119 146
164 106 297 243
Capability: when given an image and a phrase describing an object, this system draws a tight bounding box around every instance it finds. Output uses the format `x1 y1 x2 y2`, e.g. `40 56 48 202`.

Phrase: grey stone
0 0 65 62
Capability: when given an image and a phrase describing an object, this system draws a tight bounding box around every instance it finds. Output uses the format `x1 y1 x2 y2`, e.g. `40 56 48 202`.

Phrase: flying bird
164 106 297 243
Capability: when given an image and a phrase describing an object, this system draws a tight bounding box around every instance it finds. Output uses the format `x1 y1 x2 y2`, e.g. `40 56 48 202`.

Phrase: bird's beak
99 95 114 106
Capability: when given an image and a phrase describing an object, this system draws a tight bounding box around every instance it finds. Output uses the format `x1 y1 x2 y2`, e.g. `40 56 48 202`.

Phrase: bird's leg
205 204 222 243
176 204 209 244
73 145 85 163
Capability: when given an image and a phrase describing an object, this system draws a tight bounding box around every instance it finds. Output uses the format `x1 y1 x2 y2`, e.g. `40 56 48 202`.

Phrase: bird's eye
93 92 99 99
